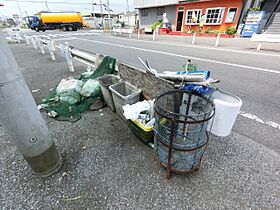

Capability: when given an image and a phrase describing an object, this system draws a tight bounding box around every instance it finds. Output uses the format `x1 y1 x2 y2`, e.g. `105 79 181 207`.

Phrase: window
141 9 148 17
225 8 237 23
157 7 165 16
185 9 202 25
178 7 184 11
205 7 225 25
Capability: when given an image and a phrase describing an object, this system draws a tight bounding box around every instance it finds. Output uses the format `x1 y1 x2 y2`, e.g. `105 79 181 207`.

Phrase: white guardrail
24 34 105 72
251 33 280 50
112 28 134 38
6 30 23 43
59 42 104 72
25 35 56 60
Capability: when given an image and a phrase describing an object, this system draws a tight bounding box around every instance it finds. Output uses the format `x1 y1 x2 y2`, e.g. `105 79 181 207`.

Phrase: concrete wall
134 0 178 9
139 5 176 28
118 63 174 99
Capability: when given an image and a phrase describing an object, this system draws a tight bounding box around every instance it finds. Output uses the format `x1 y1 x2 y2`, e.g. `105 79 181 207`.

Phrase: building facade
134 0 177 28
175 0 243 33
118 11 139 27
134 0 280 33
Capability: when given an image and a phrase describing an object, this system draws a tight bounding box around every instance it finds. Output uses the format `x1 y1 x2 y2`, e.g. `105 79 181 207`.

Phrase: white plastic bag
123 100 151 120
80 79 101 97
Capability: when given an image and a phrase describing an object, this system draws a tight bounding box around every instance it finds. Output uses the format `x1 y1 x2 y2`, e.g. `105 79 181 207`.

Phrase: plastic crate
97 74 121 112
109 82 141 121
128 119 154 144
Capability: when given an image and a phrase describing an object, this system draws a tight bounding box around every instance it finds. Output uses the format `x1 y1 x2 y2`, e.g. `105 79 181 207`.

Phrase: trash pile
95 58 242 178
138 58 216 86
40 56 116 122
40 56 242 179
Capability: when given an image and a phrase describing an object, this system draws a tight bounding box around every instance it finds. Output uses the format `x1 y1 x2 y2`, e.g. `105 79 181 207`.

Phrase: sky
0 0 134 17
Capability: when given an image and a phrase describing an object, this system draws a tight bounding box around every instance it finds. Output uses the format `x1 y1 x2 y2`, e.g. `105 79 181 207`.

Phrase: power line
4 0 131 7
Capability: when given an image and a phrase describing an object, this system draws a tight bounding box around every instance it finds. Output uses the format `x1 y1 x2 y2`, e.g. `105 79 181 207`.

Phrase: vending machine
241 11 265 37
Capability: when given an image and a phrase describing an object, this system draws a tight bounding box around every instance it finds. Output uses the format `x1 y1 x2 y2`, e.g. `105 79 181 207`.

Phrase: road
2 29 280 209
26 30 280 153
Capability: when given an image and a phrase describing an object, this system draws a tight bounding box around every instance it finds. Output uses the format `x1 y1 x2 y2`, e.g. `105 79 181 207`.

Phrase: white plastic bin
109 82 141 121
207 89 242 137
97 74 121 112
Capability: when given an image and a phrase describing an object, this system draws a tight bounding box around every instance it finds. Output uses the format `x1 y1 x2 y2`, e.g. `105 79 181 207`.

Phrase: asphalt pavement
39 30 280 154
1 30 280 209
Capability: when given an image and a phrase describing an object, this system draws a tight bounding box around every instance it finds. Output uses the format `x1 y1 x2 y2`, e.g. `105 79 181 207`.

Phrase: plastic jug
208 89 242 137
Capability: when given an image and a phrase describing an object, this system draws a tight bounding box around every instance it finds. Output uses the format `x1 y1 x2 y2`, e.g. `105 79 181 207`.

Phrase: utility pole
100 0 104 28
16 0 23 18
91 0 95 18
45 0 50 11
0 32 62 177
126 0 130 27
107 0 112 32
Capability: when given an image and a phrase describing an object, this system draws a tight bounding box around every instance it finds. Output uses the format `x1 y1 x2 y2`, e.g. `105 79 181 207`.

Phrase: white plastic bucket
207 89 242 137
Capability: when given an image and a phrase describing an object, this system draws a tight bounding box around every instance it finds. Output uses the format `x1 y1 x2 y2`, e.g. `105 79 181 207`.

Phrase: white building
118 10 139 27
134 0 177 28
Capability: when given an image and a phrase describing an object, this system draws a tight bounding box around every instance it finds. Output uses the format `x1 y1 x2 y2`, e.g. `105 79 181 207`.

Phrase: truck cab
30 16 45 32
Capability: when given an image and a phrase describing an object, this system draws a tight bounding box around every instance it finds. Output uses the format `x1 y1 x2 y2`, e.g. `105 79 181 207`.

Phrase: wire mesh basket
154 89 215 179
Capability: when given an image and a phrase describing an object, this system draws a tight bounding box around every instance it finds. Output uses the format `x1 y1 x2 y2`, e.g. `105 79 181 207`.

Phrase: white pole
25 35 30 45
31 36 37 49
257 42 262 50
192 33 196 44
37 38 45 55
48 40 56 61
138 30 140 40
0 32 62 177
65 42 75 72
215 33 221 47
153 29 156 41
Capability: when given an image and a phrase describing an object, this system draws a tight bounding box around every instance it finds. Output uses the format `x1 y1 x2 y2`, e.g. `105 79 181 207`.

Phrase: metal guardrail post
38 38 45 55
64 42 75 72
31 36 38 49
0 32 62 177
24 35 30 45
47 40 56 61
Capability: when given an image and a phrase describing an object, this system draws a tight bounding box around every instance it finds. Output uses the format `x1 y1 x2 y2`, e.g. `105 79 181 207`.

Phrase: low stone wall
118 62 175 99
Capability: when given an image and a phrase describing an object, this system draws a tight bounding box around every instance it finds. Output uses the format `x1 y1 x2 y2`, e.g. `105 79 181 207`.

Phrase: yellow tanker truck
31 12 87 32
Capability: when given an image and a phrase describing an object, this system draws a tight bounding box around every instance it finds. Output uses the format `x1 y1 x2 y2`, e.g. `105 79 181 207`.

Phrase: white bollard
65 42 75 72
31 36 38 49
48 40 56 61
192 33 196 45
215 33 221 47
37 38 45 55
25 35 30 45
15 32 22 42
153 30 156 41
138 30 140 40
257 42 262 50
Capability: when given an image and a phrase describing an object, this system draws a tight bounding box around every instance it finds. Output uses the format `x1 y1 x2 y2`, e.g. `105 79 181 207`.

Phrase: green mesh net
41 56 117 122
